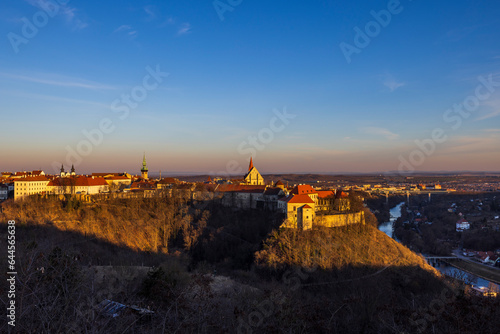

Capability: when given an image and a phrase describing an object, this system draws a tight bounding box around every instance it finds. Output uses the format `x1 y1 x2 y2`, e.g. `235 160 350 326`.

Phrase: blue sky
1 0 500 175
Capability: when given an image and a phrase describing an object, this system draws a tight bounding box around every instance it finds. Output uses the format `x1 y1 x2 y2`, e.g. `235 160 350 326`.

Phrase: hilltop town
2 157 500 332
1 156 365 230
3 156 500 228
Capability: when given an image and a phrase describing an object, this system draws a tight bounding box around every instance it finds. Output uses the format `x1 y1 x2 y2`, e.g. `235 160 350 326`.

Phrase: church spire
141 153 149 180
141 152 148 172
248 157 254 172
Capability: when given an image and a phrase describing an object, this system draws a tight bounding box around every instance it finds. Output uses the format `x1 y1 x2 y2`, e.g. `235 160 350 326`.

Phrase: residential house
456 218 470 232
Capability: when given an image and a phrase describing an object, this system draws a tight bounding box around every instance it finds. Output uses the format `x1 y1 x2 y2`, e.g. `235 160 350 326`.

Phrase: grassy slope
255 224 440 276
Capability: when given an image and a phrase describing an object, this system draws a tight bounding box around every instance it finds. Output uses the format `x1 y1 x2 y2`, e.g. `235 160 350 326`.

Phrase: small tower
70 164 76 176
141 153 149 180
248 157 254 171
60 164 65 177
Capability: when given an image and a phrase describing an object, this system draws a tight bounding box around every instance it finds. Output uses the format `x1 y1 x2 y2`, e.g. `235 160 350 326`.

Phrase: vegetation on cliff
1 195 499 333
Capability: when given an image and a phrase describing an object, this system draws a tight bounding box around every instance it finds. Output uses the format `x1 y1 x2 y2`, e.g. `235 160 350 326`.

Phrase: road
452 249 500 272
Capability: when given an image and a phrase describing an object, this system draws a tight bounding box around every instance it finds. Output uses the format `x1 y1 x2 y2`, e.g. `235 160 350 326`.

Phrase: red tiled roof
317 190 335 198
291 185 317 195
48 176 108 187
216 184 266 193
303 204 313 209
158 177 179 184
14 176 49 182
336 190 349 198
131 181 157 190
285 194 315 204
105 176 131 180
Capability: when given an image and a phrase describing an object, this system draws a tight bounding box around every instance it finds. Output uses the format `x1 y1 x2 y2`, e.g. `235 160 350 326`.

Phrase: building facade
14 176 50 200
243 158 264 185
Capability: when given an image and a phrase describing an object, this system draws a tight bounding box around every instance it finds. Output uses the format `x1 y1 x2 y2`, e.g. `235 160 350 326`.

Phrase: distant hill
174 173 500 186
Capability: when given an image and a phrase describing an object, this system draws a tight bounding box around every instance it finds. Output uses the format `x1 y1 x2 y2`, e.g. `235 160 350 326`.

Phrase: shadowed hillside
2 196 500 333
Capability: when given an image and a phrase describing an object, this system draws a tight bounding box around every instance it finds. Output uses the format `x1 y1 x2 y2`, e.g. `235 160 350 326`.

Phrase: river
378 202 500 291
378 202 404 239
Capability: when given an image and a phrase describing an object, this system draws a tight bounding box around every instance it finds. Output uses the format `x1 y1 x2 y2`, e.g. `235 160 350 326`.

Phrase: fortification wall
314 211 364 228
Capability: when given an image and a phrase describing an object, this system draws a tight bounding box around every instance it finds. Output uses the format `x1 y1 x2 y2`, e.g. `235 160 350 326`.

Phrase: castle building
141 153 149 180
243 157 264 185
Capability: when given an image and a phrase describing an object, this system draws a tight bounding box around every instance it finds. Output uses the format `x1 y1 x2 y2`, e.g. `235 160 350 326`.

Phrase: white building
456 219 470 232
47 176 109 195
14 176 50 200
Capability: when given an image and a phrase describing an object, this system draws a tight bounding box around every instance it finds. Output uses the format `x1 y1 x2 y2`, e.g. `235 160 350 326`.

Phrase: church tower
141 153 149 180
243 157 264 185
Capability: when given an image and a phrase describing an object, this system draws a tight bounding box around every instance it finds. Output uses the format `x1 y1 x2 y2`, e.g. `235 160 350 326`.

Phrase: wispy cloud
0 90 110 109
476 97 500 120
0 72 116 90
360 127 400 140
24 0 87 30
383 75 405 92
440 135 500 155
113 25 138 39
114 25 131 33
482 128 500 133
144 5 156 21
161 17 176 26
177 22 191 36
477 110 500 120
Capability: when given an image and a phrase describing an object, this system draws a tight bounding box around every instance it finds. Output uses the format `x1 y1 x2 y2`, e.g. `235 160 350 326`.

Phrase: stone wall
280 211 364 229
314 211 364 228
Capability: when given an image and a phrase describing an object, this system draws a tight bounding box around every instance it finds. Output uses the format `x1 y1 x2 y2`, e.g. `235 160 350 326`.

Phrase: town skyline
4 153 500 177
2 1 500 173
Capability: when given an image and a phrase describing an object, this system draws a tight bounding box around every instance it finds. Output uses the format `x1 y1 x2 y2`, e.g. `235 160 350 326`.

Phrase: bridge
424 256 457 260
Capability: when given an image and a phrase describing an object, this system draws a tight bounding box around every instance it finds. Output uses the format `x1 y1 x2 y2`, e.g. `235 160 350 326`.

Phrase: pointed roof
282 194 315 204
248 157 254 172
141 153 148 172
317 190 335 198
